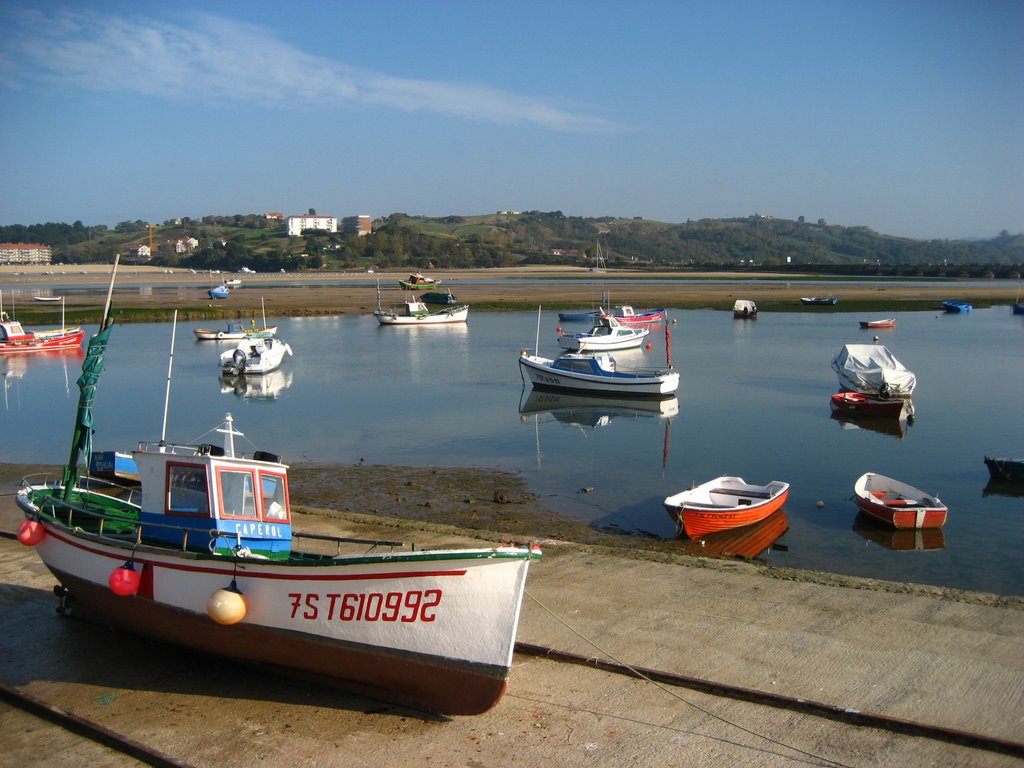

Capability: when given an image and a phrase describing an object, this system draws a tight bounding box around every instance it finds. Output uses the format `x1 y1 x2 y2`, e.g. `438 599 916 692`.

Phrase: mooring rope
524 587 856 768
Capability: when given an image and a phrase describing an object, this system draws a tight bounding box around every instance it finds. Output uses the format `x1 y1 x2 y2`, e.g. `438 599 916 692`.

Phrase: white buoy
208 580 247 625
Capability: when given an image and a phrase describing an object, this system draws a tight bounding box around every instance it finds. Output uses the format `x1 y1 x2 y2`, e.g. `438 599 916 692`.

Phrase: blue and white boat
519 351 679 398
557 309 604 322
208 284 230 299
942 300 972 313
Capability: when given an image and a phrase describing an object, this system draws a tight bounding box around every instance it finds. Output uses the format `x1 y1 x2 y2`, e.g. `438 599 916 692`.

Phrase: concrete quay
1 489 1023 768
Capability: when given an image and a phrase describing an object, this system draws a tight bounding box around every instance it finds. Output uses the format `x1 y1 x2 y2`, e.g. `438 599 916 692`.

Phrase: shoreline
3 461 1021 605
2 264 1020 321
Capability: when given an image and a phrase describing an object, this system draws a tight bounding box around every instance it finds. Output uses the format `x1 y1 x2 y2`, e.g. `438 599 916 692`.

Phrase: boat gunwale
19 478 540 568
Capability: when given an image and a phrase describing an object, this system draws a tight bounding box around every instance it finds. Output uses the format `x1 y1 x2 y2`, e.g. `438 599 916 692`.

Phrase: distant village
0 212 373 266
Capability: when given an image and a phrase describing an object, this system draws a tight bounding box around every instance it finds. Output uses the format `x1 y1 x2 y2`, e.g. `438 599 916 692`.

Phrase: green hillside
1 211 1020 276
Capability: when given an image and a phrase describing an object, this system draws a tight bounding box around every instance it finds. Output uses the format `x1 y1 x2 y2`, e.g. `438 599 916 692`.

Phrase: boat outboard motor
230 347 247 374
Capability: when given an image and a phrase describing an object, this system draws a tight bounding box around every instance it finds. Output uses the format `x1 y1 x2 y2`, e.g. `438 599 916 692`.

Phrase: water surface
3 305 1021 595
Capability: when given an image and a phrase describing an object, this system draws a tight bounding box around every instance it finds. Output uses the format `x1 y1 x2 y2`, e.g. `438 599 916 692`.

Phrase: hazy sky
1 1 1021 239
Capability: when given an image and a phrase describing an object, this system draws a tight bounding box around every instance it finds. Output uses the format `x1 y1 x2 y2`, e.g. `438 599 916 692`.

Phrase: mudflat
1 264 1018 320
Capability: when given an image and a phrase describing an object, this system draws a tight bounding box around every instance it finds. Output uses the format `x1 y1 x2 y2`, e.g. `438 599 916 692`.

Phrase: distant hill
2 212 1020 274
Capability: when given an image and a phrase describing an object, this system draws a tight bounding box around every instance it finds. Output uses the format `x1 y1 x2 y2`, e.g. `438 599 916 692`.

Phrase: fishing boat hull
0 327 85 353
859 318 896 329
853 472 947 529
942 301 972 313
557 331 648 352
604 307 666 324
16 510 535 715
519 352 678 398
374 305 468 325
557 310 603 322
663 477 790 539
829 391 905 418
984 456 1024 483
800 297 839 305
557 315 649 352
194 325 277 341
398 274 440 290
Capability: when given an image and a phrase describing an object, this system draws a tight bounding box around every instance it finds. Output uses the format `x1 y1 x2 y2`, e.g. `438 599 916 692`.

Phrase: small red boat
859 318 896 329
663 476 790 539
0 319 85 354
830 391 905 418
853 472 947 529
603 305 666 324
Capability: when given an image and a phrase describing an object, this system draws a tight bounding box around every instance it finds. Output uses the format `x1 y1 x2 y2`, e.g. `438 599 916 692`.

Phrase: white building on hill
287 215 338 236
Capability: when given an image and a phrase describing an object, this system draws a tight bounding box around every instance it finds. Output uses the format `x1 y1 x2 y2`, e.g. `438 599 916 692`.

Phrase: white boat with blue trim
519 350 679 398
557 315 649 352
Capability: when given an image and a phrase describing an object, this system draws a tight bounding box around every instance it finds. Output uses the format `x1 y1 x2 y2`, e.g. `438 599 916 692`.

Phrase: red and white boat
859 318 896 329
0 319 84 353
853 472 947 529
663 476 790 539
829 391 906 418
602 305 666 324
15 262 540 716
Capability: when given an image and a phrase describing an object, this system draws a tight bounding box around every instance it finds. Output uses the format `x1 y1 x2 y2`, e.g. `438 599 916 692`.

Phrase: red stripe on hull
49 569 510 715
855 500 947 529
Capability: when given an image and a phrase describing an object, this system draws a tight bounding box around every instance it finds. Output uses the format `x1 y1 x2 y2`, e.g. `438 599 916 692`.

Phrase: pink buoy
109 562 141 596
17 520 45 546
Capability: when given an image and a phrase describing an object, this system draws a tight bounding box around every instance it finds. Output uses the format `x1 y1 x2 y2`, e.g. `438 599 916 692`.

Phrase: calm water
2 304 1022 595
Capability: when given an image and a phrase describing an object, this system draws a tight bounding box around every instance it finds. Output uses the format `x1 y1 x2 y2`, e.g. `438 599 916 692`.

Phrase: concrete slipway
1 489 1022 767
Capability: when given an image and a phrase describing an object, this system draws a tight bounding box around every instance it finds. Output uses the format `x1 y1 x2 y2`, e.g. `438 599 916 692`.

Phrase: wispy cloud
0 8 612 132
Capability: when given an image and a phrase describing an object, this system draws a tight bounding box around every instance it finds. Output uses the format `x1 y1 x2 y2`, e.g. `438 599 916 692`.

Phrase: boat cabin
552 353 618 375
0 321 35 342
388 300 430 317
136 414 292 558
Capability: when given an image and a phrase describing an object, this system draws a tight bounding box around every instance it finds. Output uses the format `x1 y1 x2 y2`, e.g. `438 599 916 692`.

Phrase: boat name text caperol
232 522 285 538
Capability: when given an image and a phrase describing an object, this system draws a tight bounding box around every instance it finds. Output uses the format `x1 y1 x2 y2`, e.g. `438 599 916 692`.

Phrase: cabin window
261 472 289 521
167 463 209 516
218 469 258 519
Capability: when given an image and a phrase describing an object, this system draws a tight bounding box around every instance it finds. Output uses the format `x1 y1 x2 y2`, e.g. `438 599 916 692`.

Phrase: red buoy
645 342 652 350
16 520 44 546
556 326 563 333
109 562 141 596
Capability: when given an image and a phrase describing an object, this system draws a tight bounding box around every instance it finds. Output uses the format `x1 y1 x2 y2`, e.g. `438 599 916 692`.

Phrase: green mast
61 256 119 500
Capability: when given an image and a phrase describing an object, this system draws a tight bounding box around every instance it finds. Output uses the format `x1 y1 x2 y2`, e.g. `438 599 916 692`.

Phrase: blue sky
1 1 1021 240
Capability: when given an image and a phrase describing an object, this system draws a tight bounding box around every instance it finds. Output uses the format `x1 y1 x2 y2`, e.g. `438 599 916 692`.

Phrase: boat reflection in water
219 369 294 401
519 389 678 426
982 479 1024 499
830 410 909 439
676 508 789 561
2 347 84 409
853 513 945 551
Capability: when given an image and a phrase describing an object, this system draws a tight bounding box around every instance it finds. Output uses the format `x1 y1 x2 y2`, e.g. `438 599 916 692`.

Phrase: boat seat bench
710 488 773 499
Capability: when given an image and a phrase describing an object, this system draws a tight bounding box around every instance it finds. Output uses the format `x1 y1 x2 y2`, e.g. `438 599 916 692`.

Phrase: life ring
217 331 225 339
